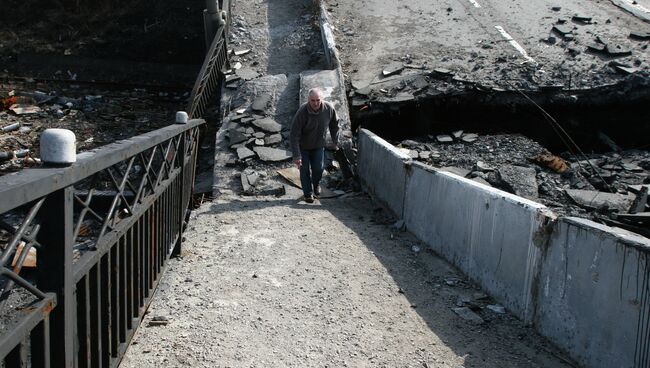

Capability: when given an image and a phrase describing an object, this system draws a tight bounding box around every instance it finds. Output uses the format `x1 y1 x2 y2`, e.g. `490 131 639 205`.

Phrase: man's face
308 94 322 111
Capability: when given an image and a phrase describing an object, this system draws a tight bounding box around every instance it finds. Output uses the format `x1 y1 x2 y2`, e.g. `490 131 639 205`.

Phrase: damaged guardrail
0 118 204 367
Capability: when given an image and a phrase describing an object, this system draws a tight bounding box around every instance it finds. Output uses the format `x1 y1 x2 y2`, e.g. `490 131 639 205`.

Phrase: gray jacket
290 101 339 159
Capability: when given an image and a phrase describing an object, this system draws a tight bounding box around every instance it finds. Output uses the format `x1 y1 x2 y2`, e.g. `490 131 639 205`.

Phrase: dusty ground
120 192 574 368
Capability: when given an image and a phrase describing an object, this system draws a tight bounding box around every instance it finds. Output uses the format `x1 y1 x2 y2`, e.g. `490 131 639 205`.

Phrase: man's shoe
314 185 321 197
305 195 314 203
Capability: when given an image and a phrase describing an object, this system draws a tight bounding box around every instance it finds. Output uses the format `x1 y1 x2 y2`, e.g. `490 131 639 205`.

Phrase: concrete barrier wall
357 129 650 368
537 217 650 368
404 161 550 321
357 129 411 217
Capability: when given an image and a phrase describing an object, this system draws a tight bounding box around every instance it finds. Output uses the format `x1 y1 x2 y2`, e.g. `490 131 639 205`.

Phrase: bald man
290 88 340 203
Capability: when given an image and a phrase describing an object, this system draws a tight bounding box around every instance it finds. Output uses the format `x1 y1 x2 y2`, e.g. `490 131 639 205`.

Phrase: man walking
290 88 339 203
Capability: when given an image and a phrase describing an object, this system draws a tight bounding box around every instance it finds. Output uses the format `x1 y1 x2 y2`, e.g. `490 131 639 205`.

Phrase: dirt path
120 192 573 368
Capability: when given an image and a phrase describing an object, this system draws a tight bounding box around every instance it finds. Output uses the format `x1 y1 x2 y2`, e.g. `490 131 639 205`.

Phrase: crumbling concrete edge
357 128 650 368
317 0 356 173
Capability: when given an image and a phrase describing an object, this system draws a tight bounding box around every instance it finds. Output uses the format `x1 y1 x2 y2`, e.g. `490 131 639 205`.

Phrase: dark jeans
300 148 324 197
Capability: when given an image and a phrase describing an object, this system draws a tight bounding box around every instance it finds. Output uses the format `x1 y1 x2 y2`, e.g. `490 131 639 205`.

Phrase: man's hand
294 158 302 168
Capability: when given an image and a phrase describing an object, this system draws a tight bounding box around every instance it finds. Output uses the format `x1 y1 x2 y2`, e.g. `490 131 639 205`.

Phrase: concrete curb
316 0 356 169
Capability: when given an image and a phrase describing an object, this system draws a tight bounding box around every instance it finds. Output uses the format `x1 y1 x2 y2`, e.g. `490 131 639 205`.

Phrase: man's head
308 88 323 112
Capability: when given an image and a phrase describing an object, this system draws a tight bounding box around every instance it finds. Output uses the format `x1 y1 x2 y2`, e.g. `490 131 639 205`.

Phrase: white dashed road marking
468 0 481 8
494 25 536 63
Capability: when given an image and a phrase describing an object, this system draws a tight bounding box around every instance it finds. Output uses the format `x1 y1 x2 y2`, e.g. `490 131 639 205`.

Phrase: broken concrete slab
233 48 251 56
228 128 248 145
552 24 574 37
498 166 538 199
436 135 453 143
252 117 282 133
236 147 255 160
253 147 292 162
236 67 260 81
264 133 282 145
452 307 484 324
382 62 404 77
461 133 479 143
630 31 650 40
605 43 632 56
565 189 635 211
252 93 272 112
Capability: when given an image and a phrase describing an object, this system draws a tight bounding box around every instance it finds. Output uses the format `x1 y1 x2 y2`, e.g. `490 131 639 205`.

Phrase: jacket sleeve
329 104 340 147
290 107 304 159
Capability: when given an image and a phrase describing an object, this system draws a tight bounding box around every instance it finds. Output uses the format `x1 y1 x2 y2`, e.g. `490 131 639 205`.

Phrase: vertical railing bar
89 265 101 368
126 227 134 328
118 236 127 343
109 245 118 357
100 254 110 367
76 275 90 368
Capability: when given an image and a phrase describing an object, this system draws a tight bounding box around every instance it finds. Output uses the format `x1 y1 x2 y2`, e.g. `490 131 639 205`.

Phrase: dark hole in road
352 93 650 153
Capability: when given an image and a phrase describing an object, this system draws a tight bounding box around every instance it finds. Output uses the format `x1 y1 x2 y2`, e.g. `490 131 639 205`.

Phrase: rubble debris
486 304 506 314
252 93 272 112
148 316 170 327
253 147 292 162
228 128 248 145
234 48 251 56
461 133 478 143
264 134 282 145
382 62 404 77
9 104 42 115
452 307 484 324
237 147 256 160
571 15 592 24
616 212 650 225
532 152 569 173
497 166 538 199
1 123 20 133
629 186 648 214
1 96 17 110
565 189 635 212
11 242 36 268
630 31 650 40
436 135 453 143
552 25 574 39
251 117 282 133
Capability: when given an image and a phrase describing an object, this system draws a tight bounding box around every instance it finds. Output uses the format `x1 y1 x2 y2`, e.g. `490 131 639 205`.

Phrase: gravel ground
119 191 573 368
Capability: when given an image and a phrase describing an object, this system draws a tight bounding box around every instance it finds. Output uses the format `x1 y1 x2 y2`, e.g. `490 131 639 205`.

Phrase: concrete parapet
538 217 650 368
404 161 550 322
358 129 410 217
357 128 650 367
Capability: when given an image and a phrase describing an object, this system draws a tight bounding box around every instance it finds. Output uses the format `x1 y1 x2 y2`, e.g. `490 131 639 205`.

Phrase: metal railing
187 21 229 119
0 118 203 367
0 3 230 366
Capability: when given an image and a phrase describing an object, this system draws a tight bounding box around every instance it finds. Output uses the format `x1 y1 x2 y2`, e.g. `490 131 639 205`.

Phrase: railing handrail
0 119 204 214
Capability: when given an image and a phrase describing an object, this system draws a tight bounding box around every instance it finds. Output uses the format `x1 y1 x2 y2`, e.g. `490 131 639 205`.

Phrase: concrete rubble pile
393 132 650 237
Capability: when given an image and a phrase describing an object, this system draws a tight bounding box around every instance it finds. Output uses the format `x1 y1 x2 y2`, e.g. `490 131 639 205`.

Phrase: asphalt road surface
328 0 650 90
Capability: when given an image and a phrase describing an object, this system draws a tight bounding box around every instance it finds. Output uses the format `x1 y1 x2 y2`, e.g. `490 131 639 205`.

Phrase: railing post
36 186 75 368
173 131 186 256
